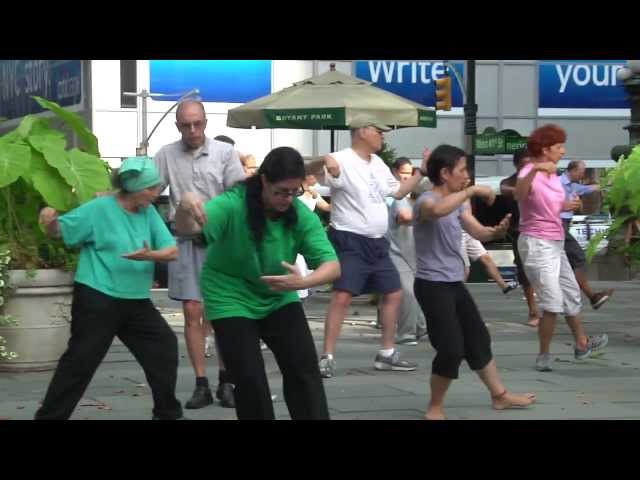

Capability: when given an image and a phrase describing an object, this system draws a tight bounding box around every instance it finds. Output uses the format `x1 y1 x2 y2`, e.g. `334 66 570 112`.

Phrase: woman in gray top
413 144 536 420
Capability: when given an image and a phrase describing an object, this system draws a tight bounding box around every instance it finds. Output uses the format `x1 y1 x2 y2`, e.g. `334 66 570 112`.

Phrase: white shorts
517 234 582 316
461 231 487 267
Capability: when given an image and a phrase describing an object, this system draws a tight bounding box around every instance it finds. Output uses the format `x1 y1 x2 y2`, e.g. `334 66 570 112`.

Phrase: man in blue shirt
560 160 613 310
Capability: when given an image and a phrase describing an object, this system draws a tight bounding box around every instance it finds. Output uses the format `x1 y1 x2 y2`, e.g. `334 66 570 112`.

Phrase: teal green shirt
201 185 337 321
58 195 175 299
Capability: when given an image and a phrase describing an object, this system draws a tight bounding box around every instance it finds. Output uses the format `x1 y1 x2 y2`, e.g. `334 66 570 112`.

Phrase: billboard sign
354 60 465 110
538 60 630 113
149 60 272 104
0 60 82 121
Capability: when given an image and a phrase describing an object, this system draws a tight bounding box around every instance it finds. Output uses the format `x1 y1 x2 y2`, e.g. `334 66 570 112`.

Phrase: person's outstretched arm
260 259 340 292
461 208 511 243
122 241 178 262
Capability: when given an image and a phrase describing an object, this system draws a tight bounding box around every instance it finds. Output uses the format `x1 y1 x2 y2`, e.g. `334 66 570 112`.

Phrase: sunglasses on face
177 120 206 130
272 187 305 198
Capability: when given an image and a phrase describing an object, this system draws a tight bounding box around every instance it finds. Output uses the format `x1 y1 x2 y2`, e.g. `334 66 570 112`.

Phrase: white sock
379 348 395 357
323 353 334 360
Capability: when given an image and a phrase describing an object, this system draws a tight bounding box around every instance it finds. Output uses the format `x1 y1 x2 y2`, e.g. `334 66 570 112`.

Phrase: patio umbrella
227 64 437 151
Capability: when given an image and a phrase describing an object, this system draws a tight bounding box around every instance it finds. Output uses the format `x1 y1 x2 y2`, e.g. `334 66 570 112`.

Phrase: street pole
625 75 640 146
123 88 200 157
464 60 478 184
611 60 640 161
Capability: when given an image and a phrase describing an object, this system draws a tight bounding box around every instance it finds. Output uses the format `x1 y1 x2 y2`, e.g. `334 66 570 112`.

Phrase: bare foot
526 315 540 328
424 405 446 420
492 390 537 410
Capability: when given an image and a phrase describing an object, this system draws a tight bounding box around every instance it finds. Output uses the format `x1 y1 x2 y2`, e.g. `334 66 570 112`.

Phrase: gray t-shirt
385 197 416 272
154 137 246 221
413 191 467 282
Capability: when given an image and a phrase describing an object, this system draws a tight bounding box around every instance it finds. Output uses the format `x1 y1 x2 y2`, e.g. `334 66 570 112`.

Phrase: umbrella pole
330 129 335 152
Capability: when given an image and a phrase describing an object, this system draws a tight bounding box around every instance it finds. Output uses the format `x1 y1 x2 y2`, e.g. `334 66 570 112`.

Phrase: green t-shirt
201 185 337 321
59 195 175 299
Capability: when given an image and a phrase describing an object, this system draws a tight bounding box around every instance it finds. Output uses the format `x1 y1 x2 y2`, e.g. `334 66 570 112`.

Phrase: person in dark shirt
500 148 541 327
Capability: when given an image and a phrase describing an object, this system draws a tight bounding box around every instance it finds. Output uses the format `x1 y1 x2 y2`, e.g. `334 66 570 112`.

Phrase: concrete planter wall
0 269 74 372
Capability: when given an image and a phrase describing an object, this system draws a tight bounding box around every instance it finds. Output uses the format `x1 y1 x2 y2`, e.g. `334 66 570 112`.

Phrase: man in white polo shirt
318 117 429 378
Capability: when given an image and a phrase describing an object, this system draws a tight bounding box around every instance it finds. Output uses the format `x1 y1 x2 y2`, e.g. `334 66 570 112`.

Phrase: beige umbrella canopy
227 64 436 149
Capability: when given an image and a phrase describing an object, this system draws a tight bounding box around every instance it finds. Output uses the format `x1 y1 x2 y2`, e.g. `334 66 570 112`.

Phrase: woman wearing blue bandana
35 157 184 420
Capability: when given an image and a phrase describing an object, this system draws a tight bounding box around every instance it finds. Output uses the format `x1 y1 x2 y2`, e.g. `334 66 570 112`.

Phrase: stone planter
0 269 74 372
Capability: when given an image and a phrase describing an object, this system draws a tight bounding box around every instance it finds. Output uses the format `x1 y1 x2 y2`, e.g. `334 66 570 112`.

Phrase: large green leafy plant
587 145 640 266
0 96 111 271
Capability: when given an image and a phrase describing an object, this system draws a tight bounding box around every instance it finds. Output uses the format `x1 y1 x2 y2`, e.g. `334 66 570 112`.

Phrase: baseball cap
349 116 392 132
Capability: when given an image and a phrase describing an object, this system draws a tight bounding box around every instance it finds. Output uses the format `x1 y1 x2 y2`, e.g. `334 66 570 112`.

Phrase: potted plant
587 145 640 273
0 247 17 362
0 96 111 372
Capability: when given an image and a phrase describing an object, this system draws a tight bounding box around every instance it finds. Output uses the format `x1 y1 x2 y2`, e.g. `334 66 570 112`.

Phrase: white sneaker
204 334 215 358
319 355 336 378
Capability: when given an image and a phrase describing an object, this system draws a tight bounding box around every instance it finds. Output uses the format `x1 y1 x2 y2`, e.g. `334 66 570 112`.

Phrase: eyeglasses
272 187 304 198
177 120 206 130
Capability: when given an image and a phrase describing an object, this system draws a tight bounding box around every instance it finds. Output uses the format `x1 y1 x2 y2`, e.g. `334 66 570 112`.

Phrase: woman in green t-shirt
177 146 340 420
35 157 184 420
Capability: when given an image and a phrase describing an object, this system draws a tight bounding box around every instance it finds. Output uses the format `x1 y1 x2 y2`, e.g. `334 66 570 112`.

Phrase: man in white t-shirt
318 117 429 378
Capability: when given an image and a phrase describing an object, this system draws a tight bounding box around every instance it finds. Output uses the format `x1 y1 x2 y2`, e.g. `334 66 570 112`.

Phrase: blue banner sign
0 60 82 121
354 60 464 108
150 60 272 103
539 61 629 109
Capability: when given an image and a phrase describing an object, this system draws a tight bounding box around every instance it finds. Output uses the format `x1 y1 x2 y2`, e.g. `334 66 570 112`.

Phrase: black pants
510 231 531 288
563 220 587 270
35 283 182 420
213 302 329 420
414 278 493 379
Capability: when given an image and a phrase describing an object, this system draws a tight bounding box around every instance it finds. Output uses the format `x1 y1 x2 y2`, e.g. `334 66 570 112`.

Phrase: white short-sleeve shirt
325 148 399 238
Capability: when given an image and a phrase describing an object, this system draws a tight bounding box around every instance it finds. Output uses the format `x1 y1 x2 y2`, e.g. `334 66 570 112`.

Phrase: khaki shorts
517 234 581 316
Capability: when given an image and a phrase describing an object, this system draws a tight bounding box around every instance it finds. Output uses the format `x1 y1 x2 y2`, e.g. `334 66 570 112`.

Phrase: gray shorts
168 238 207 302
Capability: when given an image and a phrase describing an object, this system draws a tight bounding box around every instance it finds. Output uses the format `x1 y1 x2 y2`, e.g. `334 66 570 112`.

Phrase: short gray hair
567 160 585 171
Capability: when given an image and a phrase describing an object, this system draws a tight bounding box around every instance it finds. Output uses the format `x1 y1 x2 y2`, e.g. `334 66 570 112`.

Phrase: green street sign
474 127 528 155
417 109 437 128
504 136 528 154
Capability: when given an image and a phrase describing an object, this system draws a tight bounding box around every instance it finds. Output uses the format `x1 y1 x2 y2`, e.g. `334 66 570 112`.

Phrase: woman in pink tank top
515 124 608 373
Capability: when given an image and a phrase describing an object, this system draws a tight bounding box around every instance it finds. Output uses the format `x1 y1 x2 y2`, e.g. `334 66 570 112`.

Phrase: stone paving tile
3 281 640 421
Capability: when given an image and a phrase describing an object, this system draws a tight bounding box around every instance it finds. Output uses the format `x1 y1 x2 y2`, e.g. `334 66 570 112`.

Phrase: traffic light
435 76 452 111
611 144 633 162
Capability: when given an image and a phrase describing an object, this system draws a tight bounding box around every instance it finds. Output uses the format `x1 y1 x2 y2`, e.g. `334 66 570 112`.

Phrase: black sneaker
184 385 214 409
216 382 235 408
502 281 519 295
590 289 614 310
